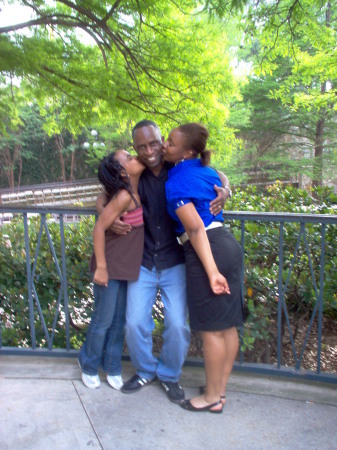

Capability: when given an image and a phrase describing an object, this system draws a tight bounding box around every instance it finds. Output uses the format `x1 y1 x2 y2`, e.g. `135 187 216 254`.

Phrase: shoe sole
107 379 123 390
166 396 185 404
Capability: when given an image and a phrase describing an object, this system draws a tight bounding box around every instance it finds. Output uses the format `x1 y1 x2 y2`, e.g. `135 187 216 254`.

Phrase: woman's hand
93 267 109 287
209 272 231 295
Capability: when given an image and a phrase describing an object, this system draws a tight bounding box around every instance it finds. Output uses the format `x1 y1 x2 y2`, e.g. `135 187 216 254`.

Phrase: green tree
1 1 239 160
0 81 31 188
238 0 337 186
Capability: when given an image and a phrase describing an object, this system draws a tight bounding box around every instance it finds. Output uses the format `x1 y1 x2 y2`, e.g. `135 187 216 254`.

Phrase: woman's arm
93 190 131 286
176 203 230 295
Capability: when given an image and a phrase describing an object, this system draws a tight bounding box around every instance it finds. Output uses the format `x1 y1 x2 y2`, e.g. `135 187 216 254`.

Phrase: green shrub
0 215 94 349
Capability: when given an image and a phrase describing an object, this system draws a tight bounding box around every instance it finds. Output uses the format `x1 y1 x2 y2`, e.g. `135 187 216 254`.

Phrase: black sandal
180 399 223 414
199 385 226 402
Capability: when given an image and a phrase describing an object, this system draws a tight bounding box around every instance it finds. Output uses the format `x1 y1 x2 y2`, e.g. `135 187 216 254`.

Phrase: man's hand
210 185 229 215
109 217 132 235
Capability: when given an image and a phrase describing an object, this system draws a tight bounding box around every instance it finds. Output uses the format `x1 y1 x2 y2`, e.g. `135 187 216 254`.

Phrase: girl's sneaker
82 372 101 389
107 374 123 390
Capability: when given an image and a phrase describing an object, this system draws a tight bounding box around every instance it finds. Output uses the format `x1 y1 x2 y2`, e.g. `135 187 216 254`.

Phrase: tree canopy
1 2 236 135
229 0 337 186
1 0 336 188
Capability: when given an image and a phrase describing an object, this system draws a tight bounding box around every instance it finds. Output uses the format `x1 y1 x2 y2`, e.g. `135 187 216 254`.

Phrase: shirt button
157 226 161 230
154 253 157 257
157 241 160 245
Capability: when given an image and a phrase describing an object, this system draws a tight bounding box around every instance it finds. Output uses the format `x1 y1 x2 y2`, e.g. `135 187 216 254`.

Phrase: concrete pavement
0 355 336 450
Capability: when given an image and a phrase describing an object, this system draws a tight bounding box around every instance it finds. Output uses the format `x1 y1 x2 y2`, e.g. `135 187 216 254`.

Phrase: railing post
59 214 71 350
239 219 245 365
277 222 284 368
317 224 326 374
23 213 36 349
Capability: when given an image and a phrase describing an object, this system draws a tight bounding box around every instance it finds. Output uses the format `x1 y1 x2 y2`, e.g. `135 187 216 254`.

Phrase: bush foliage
0 184 336 369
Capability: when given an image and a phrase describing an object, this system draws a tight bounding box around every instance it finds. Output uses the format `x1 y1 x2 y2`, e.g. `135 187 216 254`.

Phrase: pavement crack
72 380 104 449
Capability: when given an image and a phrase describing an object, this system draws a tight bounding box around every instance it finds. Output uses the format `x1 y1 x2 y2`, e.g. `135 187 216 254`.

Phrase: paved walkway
1 355 336 450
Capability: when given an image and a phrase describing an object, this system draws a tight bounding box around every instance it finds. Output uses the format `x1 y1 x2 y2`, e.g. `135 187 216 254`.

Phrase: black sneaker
160 380 185 404
121 374 156 394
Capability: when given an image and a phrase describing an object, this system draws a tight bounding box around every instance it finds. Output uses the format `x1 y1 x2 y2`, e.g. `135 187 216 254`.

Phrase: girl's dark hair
98 151 132 199
177 123 211 166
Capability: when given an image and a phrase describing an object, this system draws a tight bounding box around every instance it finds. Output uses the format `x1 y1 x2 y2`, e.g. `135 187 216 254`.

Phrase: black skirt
183 226 244 331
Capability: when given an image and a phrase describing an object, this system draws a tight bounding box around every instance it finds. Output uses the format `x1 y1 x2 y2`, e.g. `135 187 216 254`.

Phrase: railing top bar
222 211 337 224
1 206 337 224
0 206 96 215
0 179 99 195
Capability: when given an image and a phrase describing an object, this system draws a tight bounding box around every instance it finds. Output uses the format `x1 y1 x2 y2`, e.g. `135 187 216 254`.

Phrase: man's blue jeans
126 264 190 382
79 280 126 376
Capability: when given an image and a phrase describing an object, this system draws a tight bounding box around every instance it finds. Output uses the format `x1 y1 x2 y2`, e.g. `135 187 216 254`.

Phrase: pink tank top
121 206 143 227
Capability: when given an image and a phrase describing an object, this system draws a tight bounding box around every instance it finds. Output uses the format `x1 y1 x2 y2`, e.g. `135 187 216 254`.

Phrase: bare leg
187 330 225 410
221 327 239 397
203 330 226 401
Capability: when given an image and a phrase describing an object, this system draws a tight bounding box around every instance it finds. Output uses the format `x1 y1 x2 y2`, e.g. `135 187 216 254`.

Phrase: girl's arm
93 189 131 286
96 191 131 236
175 203 230 295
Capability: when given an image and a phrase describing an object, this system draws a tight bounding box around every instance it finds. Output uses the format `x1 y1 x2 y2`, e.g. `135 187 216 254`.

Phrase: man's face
133 125 164 170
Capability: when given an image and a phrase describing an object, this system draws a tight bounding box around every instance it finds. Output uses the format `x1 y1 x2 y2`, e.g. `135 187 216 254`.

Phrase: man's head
132 120 164 173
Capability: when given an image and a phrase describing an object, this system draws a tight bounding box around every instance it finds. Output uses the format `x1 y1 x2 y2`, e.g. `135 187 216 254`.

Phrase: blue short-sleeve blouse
165 159 224 235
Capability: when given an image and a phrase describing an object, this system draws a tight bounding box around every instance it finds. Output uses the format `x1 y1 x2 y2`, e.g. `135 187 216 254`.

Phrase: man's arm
209 170 232 215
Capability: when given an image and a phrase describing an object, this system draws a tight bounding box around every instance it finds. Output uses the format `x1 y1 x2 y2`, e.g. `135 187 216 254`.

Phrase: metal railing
0 206 336 384
0 181 101 207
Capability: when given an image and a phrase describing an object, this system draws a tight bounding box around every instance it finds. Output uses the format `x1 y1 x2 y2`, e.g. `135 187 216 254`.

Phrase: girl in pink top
79 150 145 390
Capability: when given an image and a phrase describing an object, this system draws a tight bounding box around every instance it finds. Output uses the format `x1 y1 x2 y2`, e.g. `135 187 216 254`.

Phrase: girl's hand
209 272 230 295
93 267 109 287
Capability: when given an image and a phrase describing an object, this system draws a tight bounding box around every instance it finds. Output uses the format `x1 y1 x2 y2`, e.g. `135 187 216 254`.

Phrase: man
111 120 231 403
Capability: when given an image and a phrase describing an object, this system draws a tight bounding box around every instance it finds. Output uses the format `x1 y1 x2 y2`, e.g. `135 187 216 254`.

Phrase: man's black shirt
138 161 184 270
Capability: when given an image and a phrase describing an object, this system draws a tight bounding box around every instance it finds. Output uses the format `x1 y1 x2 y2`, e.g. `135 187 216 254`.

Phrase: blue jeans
126 264 190 382
79 280 126 376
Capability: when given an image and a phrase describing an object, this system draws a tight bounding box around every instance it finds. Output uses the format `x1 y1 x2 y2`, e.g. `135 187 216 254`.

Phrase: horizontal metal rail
0 206 336 384
0 185 102 207
0 178 99 195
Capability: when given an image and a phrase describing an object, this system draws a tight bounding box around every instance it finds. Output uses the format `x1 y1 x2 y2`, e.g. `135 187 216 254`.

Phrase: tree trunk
55 134 66 182
17 156 22 187
312 4 331 188
2 144 22 189
70 137 76 181
312 115 324 187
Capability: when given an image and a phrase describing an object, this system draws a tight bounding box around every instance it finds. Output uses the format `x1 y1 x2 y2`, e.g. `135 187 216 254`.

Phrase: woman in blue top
164 123 243 414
